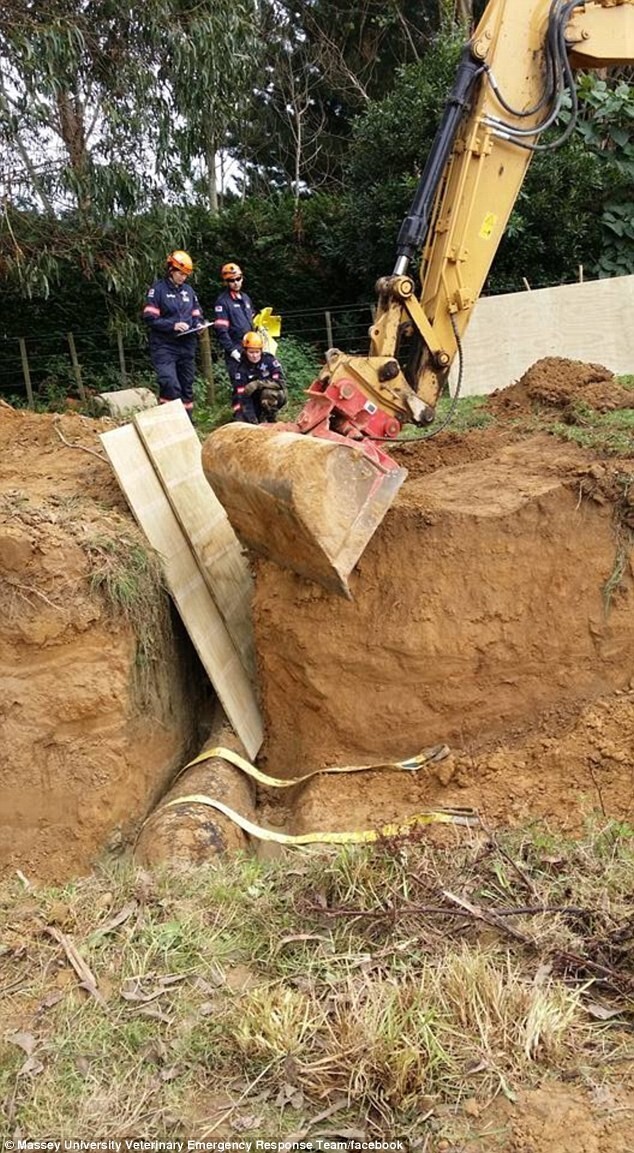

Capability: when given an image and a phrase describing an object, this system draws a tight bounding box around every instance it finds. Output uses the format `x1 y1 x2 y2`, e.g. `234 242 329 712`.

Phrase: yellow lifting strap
148 745 479 846
180 743 451 788
155 794 478 845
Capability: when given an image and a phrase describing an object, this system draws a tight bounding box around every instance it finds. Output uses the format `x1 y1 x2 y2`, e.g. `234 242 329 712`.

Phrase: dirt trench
0 358 633 880
0 404 211 882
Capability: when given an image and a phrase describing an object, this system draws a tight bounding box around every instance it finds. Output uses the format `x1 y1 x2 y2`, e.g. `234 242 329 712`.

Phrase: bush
275 334 321 400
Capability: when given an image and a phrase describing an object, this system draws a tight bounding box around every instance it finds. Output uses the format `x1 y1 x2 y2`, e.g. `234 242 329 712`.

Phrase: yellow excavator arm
325 0 634 424
203 0 634 596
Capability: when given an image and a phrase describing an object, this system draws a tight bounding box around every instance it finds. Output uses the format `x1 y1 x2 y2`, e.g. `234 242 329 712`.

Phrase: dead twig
6 579 63 612
442 890 531 943
478 819 538 897
199 1057 280 1138
554 948 634 992
307 900 588 920
43 925 105 1005
54 422 107 462
586 761 607 817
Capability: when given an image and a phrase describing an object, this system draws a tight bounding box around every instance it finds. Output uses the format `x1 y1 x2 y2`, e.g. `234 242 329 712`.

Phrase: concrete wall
449 274 634 397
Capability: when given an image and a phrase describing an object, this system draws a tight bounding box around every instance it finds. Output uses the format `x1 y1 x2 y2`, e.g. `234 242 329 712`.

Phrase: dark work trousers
150 338 196 416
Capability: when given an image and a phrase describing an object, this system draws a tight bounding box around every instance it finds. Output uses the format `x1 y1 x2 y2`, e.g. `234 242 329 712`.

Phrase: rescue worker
213 262 257 382
142 250 205 419
231 331 287 424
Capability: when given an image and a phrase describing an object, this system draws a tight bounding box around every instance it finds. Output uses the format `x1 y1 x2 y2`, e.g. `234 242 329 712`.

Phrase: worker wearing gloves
142 250 205 419
213 262 257 382
231 332 287 424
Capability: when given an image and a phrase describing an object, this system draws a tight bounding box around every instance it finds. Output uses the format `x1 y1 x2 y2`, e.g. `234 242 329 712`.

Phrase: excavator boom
203 0 634 594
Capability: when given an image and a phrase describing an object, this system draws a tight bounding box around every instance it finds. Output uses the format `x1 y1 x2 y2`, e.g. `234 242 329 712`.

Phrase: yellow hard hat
242 331 264 350
167 250 193 275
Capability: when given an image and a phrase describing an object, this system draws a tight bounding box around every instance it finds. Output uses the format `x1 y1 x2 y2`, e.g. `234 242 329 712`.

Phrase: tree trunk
56 90 92 213
0 72 55 216
454 0 473 23
206 127 219 215
293 109 302 213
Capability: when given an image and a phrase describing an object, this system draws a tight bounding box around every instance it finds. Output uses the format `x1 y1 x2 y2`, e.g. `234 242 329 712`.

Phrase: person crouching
231 332 287 424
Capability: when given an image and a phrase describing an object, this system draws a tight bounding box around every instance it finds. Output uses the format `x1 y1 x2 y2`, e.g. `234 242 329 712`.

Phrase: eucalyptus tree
234 0 444 196
0 0 260 303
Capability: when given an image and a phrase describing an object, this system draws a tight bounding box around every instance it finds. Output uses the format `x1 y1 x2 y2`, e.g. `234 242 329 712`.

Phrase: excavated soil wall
255 435 634 774
0 406 208 881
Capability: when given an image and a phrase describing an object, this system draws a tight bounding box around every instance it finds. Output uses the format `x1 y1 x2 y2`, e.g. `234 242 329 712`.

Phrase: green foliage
0 0 260 218
550 406 634 457
0 17 632 353
275 334 321 399
574 76 634 278
232 1 443 195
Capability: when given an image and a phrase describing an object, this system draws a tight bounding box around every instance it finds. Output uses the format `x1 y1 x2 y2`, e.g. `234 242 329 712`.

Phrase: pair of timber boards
100 402 263 759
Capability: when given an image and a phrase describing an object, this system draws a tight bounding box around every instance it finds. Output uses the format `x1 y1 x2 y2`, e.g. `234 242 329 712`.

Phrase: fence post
18 337 34 409
199 327 215 405
324 309 333 349
116 331 127 387
66 332 87 403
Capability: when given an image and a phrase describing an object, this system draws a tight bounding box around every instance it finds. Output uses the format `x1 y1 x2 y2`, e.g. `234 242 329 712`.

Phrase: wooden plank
100 424 263 760
133 402 256 686
449 274 634 397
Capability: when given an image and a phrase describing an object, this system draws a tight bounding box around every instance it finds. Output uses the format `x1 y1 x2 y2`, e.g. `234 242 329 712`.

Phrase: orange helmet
242 331 264 350
167 250 193 275
221 261 243 281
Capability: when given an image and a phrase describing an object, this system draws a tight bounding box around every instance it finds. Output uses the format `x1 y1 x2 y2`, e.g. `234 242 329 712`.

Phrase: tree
0 0 259 218
574 75 634 278
232 0 444 196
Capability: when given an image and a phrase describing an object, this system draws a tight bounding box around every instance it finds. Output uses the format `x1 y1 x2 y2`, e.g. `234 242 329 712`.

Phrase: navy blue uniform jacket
143 276 203 347
213 288 256 355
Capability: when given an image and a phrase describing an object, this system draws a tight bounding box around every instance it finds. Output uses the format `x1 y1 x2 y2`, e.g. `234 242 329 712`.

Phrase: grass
82 533 170 704
551 405 634 456
600 471 634 614
1 822 632 1142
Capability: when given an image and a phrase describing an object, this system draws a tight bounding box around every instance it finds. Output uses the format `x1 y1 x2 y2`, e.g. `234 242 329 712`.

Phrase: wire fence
0 302 378 403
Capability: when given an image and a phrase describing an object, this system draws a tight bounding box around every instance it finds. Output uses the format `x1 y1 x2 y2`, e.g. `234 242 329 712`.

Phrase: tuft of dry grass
0 821 632 1142
82 532 171 705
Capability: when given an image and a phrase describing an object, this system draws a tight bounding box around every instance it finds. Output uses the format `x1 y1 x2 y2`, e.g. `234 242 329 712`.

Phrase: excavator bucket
201 423 407 597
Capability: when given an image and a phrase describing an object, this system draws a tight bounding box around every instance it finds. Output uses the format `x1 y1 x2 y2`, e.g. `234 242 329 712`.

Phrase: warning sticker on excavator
479 212 497 240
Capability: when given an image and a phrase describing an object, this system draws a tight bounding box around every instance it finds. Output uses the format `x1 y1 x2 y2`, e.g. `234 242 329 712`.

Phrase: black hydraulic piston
394 46 484 270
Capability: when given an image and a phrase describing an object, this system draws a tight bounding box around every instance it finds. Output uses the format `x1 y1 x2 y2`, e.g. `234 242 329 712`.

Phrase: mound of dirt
486 355 633 415
0 405 208 882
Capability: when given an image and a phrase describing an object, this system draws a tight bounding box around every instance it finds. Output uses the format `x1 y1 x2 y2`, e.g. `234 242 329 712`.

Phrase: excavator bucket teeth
201 424 407 596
